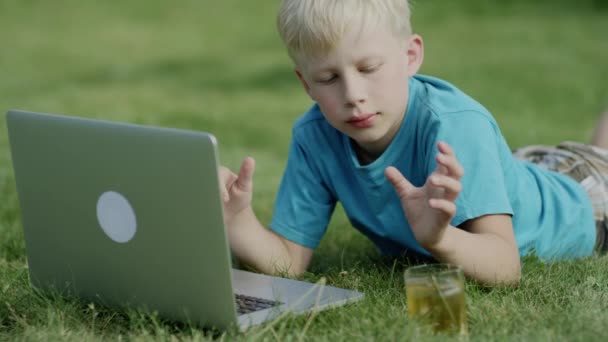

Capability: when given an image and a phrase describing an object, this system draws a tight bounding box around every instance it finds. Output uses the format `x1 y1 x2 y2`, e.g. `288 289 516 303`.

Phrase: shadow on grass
73 56 298 93
1 269 234 340
0 172 26 263
154 111 291 155
441 0 608 13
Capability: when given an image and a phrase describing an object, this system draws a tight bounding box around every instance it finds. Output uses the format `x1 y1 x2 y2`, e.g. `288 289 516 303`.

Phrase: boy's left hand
385 141 464 249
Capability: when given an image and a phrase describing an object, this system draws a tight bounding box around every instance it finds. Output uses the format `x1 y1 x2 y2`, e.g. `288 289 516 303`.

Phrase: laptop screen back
6 110 238 329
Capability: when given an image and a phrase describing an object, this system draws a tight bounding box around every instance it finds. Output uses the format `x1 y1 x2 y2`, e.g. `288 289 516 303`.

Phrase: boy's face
295 25 423 156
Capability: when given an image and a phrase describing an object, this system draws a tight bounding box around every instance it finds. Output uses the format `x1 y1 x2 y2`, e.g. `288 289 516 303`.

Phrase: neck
352 141 382 165
352 112 407 165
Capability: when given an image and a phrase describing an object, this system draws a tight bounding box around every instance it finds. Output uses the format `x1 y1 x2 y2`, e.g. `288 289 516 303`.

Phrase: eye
359 64 381 74
316 74 337 84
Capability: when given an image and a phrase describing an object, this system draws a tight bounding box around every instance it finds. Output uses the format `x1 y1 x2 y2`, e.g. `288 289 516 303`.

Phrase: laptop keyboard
235 294 282 315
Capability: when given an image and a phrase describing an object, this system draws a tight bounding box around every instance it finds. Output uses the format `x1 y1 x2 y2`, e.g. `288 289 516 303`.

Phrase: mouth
347 113 379 128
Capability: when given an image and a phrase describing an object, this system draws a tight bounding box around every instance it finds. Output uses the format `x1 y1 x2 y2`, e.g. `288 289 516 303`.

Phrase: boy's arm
226 206 314 276
427 214 521 286
219 157 313 276
386 142 521 287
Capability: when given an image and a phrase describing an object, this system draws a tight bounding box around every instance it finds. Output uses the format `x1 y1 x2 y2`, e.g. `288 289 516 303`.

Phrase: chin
349 130 385 146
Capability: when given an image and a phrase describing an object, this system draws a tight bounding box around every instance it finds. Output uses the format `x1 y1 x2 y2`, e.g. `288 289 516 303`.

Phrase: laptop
5 109 364 331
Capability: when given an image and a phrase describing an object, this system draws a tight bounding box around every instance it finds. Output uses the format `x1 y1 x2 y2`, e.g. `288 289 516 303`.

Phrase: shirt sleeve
429 111 514 226
270 133 336 248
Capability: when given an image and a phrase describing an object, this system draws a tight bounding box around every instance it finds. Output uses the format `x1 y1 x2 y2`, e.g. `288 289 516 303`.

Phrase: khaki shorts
513 141 608 253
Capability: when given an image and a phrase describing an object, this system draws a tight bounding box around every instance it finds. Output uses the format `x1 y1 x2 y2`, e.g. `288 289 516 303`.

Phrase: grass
1 0 607 340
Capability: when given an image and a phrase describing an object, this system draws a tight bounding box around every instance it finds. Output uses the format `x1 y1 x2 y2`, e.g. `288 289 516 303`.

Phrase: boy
219 0 607 286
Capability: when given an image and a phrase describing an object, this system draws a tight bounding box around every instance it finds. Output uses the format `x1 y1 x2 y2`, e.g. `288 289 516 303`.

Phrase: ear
295 69 313 98
405 34 424 77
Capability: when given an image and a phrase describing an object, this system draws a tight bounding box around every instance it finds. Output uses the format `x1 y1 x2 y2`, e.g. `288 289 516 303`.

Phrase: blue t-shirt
270 74 596 260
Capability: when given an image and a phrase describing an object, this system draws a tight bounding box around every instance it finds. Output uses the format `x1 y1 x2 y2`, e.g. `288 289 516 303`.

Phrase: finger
221 188 229 202
428 174 462 202
437 141 454 155
235 157 256 193
435 143 450 175
436 143 464 179
437 163 449 176
385 166 415 199
428 198 457 217
218 166 236 201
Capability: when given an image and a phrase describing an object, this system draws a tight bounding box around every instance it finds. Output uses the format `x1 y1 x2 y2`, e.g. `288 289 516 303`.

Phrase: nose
342 73 366 107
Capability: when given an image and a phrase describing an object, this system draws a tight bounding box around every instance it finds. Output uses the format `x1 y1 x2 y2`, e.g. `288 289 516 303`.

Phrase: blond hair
277 0 412 65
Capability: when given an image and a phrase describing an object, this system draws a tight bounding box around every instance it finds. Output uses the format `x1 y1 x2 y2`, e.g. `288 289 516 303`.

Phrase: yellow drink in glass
404 264 467 334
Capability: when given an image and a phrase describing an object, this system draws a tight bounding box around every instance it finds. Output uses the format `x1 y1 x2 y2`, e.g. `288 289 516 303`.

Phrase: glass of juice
404 264 467 334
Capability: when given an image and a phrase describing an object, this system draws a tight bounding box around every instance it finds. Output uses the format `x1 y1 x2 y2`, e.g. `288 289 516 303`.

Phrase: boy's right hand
385 142 463 250
218 157 255 224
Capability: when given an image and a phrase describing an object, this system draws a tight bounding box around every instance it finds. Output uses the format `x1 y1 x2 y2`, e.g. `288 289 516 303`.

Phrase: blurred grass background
1 0 607 340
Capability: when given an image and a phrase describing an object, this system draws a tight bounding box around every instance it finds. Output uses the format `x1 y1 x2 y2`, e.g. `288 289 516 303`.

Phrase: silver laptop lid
6 110 238 329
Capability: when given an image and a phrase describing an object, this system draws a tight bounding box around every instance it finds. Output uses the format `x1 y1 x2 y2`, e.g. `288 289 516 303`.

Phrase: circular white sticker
96 191 137 243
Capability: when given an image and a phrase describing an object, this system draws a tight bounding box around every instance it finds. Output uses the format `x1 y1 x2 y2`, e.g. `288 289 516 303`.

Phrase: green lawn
1 0 608 340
